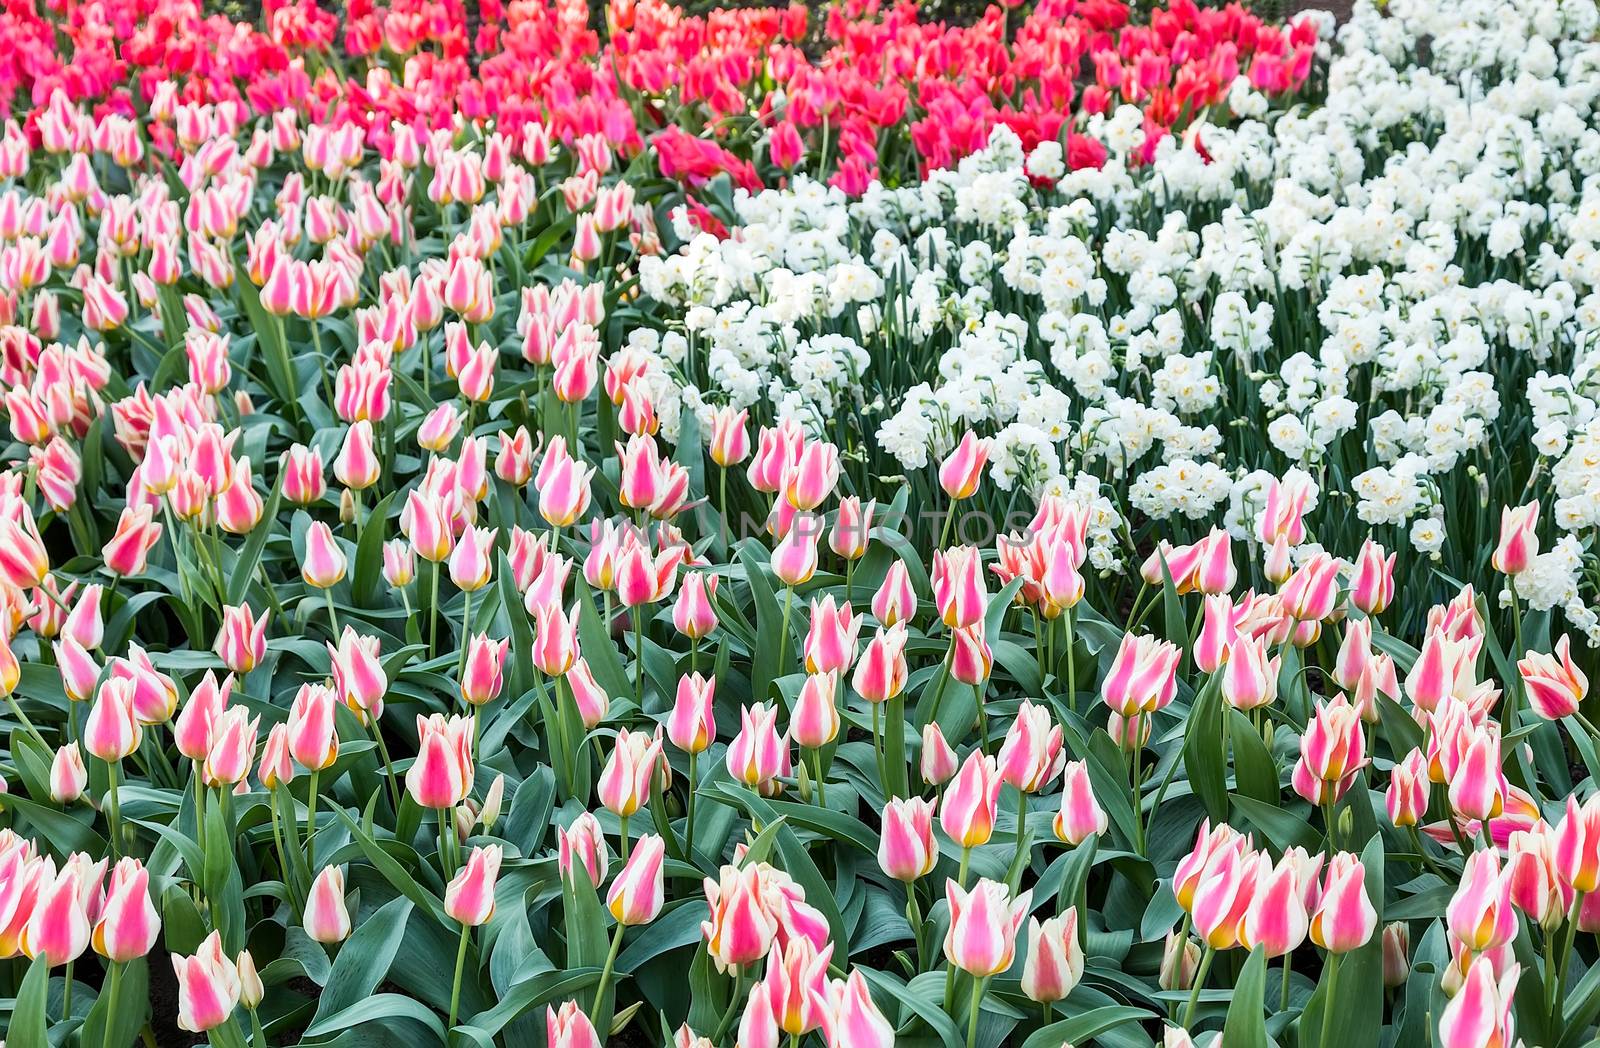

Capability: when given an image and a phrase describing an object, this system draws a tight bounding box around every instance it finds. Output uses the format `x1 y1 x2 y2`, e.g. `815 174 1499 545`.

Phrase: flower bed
0 0 1595 1047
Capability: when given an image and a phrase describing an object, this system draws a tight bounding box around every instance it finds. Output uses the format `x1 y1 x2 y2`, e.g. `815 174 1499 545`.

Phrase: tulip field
4 0 1600 1044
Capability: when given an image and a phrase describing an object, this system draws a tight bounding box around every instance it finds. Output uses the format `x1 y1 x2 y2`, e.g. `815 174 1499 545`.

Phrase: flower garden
0 0 1595 1044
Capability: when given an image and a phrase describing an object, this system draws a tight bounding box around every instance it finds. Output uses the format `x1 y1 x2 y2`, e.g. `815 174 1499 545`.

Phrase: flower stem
588 920 626 1026
447 921 472 1030
966 976 984 1048
305 767 321 876
1183 944 1216 1028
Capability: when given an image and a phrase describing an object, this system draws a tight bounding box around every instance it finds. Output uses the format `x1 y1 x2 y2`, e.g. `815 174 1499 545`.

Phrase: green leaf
203 794 247 952
1228 709 1279 804
314 896 414 1023
227 473 284 605
1182 674 1228 821
301 992 448 1040
81 958 149 1048
1017 1004 1155 1048
1221 946 1269 1047
6 955 50 1048
467 968 602 1036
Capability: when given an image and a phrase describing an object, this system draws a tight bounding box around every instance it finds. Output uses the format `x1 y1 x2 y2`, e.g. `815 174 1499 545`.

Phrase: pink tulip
852 623 909 704
944 877 1031 976
55 636 100 703
1240 853 1308 957
932 546 987 629
804 596 861 676
1492 501 1540 575
382 539 416 586
878 797 937 882
1437 955 1520 1048
949 622 993 686
937 432 988 501
1280 551 1341 622
1447 850 1516 952
726 703 789 792
830 497 874 561
84 678 142 762
872 561 918 627
304 865 352 944
608 833 666 925
1520 635 1588 721
709 406 750 467
997 700 1064 793
172 931 241 1032
215 603 269 675
547 999 603 1048
1294 696 1365 799
328 626 386 723
92 857 160 962
1348 538 1395 614
300 521 347 589
1381 922 1410 987
672 572 720 640
50 743 87 804
281 444 327 505
288 683 340 771
61 584 103 651
566 658 609 728
461 633 509 706
771 520 820 587
22 861 90 965
1193 594 1242 674
764 937 832 1036
920 723 958 786
1192 843 1256 950
1556 793 1600 893
408 713 474 809
1506 825 1567 932
259 723 295 789
1309 853 1377 953
1386 749 1429 828
782 441 841 512
203 706 260 787
175 671 231 762
820 969 894 1048
530 601 580 676
1053 760 1107 845
446 844 503 926
334 421 380 491
940 752 1002 849
791 672 840 750
1021 909 1084 1003
1101 633 1180 716
701 863 779 971
557 813 609 887
599 728 663 817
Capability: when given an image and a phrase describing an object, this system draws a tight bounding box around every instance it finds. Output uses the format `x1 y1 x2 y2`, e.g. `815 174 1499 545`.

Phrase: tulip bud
50 742 88 803
607 833 666 926
1381 922 1410 988
877 797 937 882
943 877 1031 976
304 865 352 944
557 812 609 887
172 931 241 1032
920 723 958 786
1021 910 1084 1003
547 999 603 1048
445 844 503 926
940 752 1002 849
1053 760 1107 845
1159 930 1201 991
